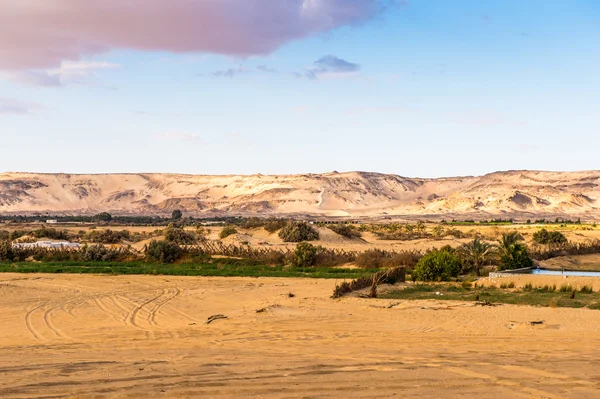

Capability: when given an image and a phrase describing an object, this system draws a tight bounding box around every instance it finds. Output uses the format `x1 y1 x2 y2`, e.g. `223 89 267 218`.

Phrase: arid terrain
1 170 600 219
1 273 600 398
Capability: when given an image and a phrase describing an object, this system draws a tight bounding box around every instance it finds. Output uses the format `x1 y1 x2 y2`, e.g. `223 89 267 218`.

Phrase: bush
85 229 131 244
292 242 318 267
264 219 287 233
533 229 568 246
219 226 238 239
278 222 319 242
332 267 407 298
0 241 14 262
80 244 118 262
412 250 461 281
355 249 420 269
164 226 198 244
145 240 181 263
498 243 534 271
327 224 362 239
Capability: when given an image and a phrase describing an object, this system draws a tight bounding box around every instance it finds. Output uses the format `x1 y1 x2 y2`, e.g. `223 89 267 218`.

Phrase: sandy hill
0 170 599 220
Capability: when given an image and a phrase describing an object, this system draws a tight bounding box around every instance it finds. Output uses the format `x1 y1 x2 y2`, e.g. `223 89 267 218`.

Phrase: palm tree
497 231 532 271
460 238 497 276
498 231 523 254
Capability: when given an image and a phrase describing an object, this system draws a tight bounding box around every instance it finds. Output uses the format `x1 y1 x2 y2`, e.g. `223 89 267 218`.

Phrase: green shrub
500 281 516 289
145 240 181 263
164 226 198 244
278 222 319 242
533 229 568 245
412 250 461 281
559 284 573 292
498 243 534 270
219 226 238 239
580 285 594 294
80 244 118 262
264 219 288 233
0 241 14 262
85 229 131 244
327 224 362 239
292 242 319 267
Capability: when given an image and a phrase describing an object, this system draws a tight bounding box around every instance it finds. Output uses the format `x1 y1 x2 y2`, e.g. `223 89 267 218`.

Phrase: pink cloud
0 1 386 70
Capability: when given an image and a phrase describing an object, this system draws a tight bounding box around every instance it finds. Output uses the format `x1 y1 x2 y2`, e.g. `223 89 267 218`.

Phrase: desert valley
3 1 599 397
2 171 600 398
1 170 599 220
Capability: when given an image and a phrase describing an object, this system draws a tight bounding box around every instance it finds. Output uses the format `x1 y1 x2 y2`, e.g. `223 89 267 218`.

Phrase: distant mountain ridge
1 170 599 220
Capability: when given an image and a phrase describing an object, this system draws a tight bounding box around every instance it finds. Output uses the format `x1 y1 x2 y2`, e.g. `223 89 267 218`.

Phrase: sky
1 0 599 178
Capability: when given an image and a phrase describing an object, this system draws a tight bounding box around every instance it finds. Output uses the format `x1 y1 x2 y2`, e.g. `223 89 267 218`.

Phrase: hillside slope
1 171 599 220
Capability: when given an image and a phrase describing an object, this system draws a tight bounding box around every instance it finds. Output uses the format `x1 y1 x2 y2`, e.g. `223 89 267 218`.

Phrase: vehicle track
24 302 49 340
126 289 168 330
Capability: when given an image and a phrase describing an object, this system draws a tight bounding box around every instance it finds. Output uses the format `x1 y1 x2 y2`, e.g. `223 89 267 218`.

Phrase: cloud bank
0 0 388 70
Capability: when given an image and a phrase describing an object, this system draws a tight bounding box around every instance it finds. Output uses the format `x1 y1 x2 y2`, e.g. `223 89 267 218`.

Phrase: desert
3 1 600 397
1 170 600 220
2 273 600 399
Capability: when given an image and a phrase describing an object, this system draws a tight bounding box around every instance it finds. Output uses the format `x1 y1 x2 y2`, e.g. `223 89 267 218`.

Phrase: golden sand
1 273 600 398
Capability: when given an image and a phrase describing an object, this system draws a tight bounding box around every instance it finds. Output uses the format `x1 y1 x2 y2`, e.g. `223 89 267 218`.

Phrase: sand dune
1 170 600 219
1 274 600 398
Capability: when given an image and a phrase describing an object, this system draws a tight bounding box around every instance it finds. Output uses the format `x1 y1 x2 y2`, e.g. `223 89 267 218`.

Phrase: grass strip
381 284 600 310
0 261 373 279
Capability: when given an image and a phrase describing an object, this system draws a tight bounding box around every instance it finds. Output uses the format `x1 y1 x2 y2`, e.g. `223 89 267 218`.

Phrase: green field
0 260 372 279
382 284 600 310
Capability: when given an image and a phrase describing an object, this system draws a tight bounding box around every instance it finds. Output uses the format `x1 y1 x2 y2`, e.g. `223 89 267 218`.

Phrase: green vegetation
292 242 318 267
94 212 113 222
171 209 183 220
0 260 369 279
498 232 534 270
241 217 288 233
85 229 131 244
326 224 362 239
164 225 200 244
354 249 420 269
219 226 238 239
332 266 407 298
145 240 181 263
412 249 461 281
459 238 497 276
278 221 320 242
533 229 568 246
80 244 120 262
381 283 600 310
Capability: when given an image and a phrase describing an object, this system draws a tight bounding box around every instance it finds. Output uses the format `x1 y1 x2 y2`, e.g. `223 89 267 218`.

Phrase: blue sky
1 0 599 177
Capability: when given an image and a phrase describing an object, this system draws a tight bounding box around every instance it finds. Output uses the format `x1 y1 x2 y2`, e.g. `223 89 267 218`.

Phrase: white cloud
9 60 120 87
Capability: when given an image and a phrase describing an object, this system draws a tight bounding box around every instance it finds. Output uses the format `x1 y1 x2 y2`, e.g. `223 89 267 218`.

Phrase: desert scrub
219 226 238 239
145 240 182 263
355 249 420 269
164 225 199 244
278 221 319 242
292 242 319 267
327 224 362 239
412 250 461 282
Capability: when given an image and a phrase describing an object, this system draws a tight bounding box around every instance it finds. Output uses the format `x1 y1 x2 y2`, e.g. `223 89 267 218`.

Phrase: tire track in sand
126 289 168 330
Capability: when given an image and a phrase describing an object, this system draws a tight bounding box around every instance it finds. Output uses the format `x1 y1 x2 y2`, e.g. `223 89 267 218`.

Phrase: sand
1 274 600 398
2 170 600 219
